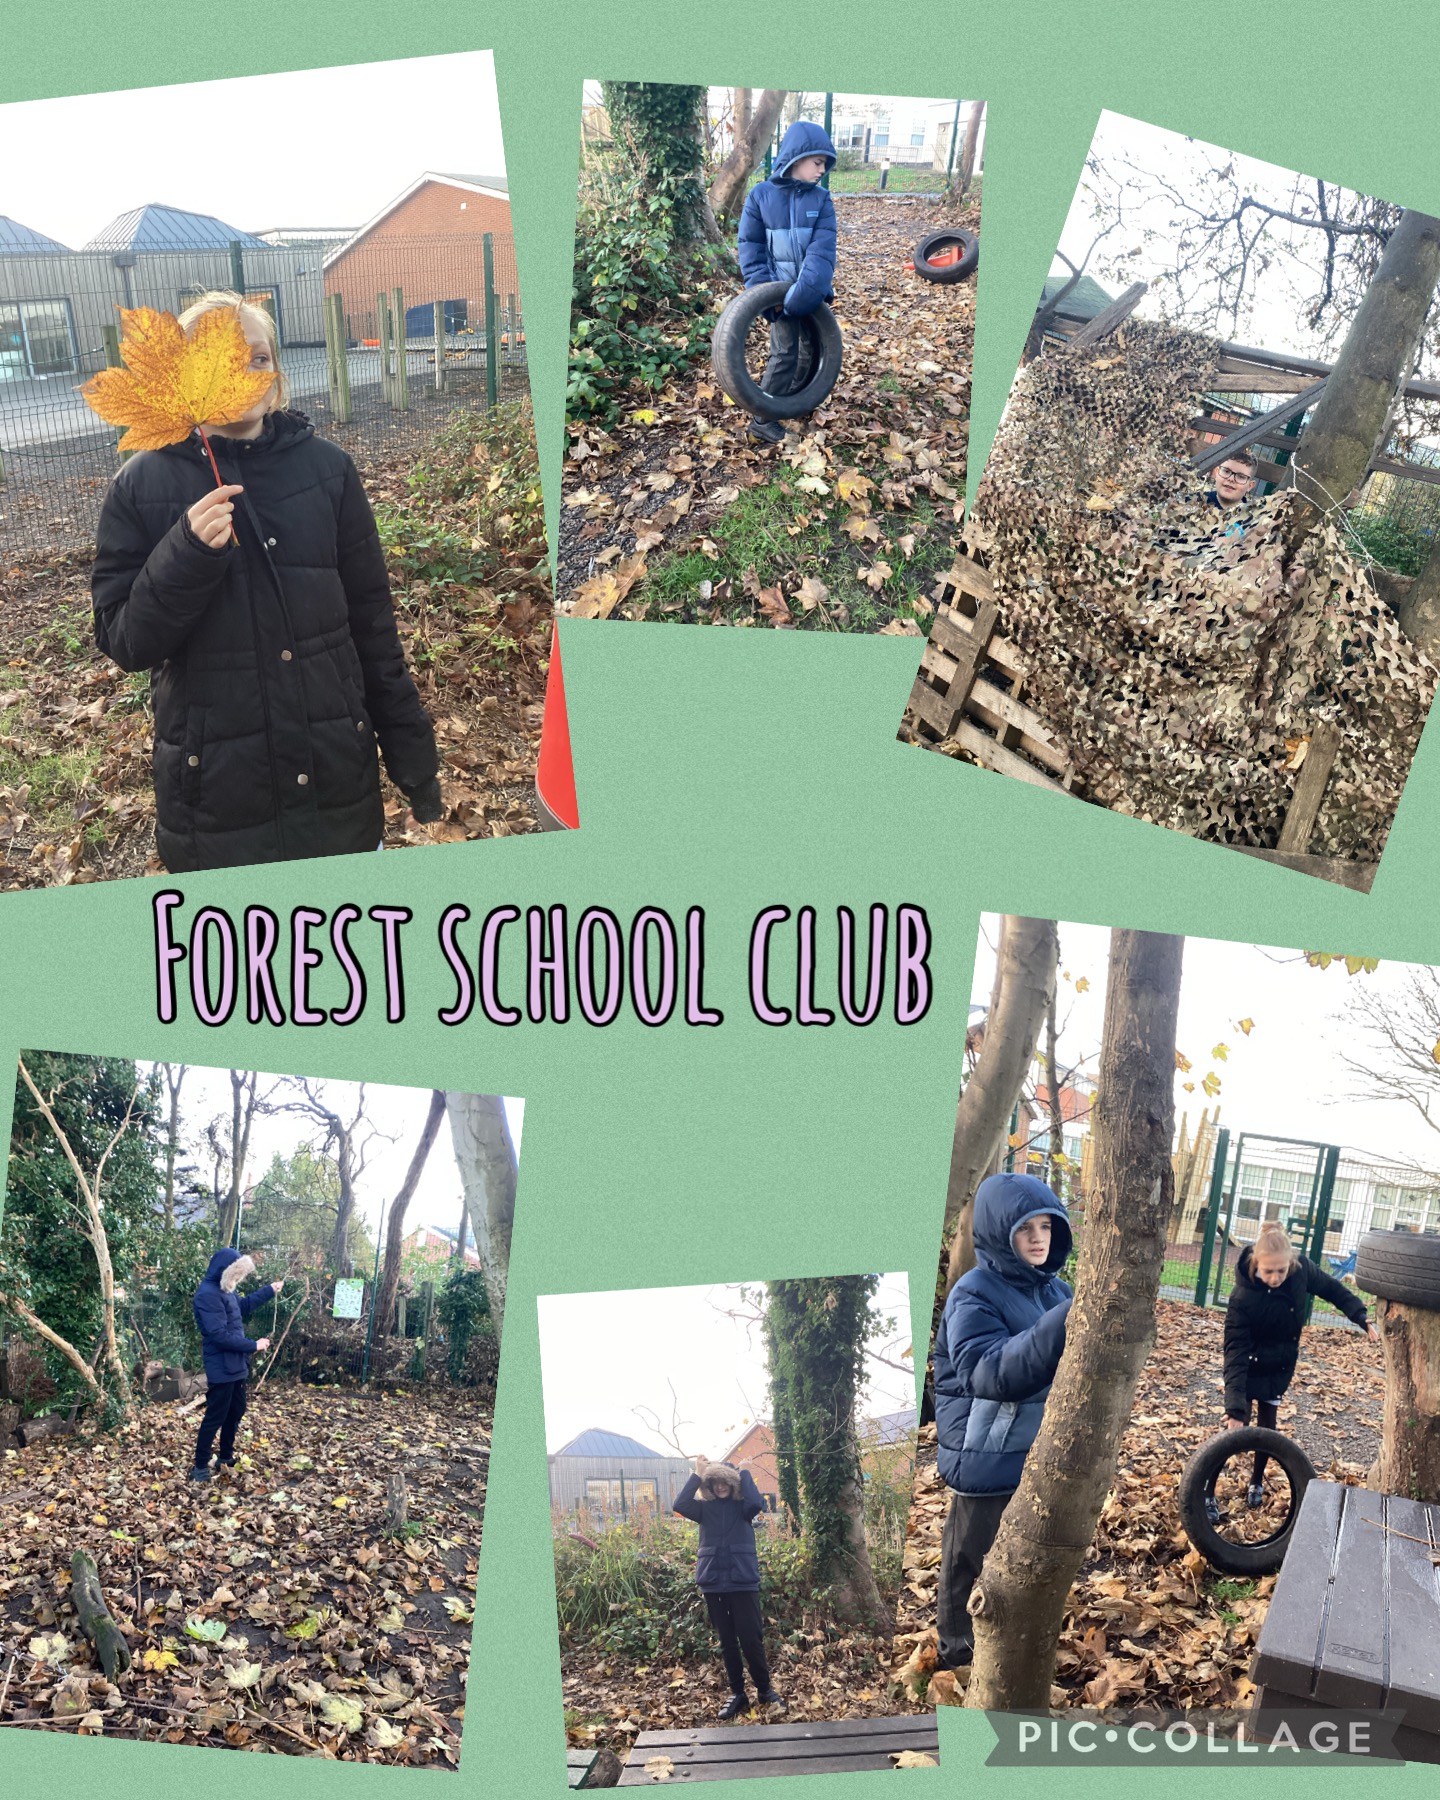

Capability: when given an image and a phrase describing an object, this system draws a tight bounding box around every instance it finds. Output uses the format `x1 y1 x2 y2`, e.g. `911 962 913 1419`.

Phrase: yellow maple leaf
141 1647 179 1672
1236 1018 1255 1035
1201 1071 1222 1098
1074 976 1090 993
1175 1051 1192 1072
80 306 275 453
1211 1043 1230 1062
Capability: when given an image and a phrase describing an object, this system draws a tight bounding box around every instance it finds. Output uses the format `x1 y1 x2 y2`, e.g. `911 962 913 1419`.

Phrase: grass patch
631 479 952 630
828 168 971 196
0 737 102 827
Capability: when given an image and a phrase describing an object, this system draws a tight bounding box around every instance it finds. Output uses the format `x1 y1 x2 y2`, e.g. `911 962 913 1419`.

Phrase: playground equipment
1178 1426 1317 1576
1356 1226 1440 1310
1193 1129 1343 1311
710 282 844 420
911 226 979 284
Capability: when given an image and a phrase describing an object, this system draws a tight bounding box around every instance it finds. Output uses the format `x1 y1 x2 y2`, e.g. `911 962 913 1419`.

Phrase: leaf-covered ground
559 194 977 632
0 1383 490 1762
893 1300 1382 1712
0 409 550 890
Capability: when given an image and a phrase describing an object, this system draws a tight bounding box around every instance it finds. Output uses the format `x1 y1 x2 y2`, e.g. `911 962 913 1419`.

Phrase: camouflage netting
962 317 1439 861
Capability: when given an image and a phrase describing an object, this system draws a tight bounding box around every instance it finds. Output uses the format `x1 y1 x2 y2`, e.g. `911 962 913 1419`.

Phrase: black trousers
194 1378 248 1468
754 315 806 417
704 1589 772 1697
1235 1396 1280 1482
937 1490 1012 1668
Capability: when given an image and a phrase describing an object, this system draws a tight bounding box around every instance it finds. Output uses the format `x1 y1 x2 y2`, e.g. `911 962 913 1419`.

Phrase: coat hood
773 120 837 180
972 1172 1072 1285
698 1461 743 1499
203 1246 242 1283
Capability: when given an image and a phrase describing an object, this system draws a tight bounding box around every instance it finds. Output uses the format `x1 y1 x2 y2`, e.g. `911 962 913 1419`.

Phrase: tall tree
601 82 717 242
762 1305 803 1527
280 1080 383 1274
444 1093 518 1338
964 930 1184 1710
763 1276 890 1631
708 89 789 227
158 1063 187 1232
944 918 1058 1278
374 1090 448 1339
1284 209 1440 552
1395 535 1440 661
216 1069 261 1247
956 99 983 198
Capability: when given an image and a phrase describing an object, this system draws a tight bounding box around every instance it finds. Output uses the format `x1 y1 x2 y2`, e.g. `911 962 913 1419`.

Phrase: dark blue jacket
193 1248 276 1384
934 1173 1073 1496
673 1469 764 1592
737 120 839 317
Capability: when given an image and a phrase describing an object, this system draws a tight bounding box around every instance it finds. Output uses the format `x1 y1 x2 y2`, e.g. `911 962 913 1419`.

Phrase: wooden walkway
617 1712 940 1783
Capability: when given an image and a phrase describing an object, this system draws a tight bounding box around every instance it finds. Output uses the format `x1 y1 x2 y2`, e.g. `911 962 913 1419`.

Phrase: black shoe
718 1694 749 1721
757 1689 787 1712
936 1648 973 1672
187 1466 212 1484
747 417 785 445
1204 1494 1221 1526
1246 1482 1265 1510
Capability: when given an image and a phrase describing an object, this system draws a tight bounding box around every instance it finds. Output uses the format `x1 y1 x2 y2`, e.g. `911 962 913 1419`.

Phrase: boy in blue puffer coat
189 1248 282 1483
673 1455 786 1719
932 1172 1073 1668
737 119 839 445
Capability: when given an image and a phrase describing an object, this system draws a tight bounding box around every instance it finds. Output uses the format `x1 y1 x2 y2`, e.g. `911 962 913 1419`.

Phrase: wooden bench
1251 1479 1440 1761
618 1712 940 1783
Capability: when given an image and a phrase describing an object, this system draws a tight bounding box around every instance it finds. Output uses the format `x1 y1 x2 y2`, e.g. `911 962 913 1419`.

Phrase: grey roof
1041 271 1114 321
553 1428 670 1460
83 204 271 254
862 1408 918 1447
433 173 507 193
0 215 72 255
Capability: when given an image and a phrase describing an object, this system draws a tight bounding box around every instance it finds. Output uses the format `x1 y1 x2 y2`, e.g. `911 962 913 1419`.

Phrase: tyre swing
911 227 980 285
709 280 844 421
1177 1426 1317 1577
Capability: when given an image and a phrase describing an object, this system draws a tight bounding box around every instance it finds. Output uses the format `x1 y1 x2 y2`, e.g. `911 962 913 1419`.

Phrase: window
0 298 77 379
629 1479 657 1510
1264 1167 1297 1223
873 126 890 148
910 127 926 146
585 1479 619 1507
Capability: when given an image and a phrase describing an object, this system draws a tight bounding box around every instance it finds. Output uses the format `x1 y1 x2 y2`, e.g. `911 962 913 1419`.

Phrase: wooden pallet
619 1712 940 1784
906 557 1079 793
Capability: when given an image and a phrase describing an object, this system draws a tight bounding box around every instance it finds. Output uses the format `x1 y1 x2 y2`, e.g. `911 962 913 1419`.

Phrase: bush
436 1269 493 1382
569 158 735 425
1347 510 1435 577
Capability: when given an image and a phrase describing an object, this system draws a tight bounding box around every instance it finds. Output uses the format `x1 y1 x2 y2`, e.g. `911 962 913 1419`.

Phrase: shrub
436 1269 493 1382
1347 509 1435 577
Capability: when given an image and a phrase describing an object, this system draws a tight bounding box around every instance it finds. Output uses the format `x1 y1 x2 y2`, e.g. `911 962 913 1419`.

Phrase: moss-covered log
71 1549 130 1677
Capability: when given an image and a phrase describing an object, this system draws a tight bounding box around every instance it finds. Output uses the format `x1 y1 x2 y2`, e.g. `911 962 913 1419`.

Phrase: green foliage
1347 509 1434 577
762 1308 802 1527
762 1276 881 1602
435 1268 492 1382
569 170 730 424
600 84 709 239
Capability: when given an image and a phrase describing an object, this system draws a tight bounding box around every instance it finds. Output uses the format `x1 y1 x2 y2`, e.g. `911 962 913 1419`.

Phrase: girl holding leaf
87 294 442 871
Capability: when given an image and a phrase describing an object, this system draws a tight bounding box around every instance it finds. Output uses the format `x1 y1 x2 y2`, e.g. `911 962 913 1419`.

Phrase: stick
1361 1516 1437 1550
254 1276 311 1391
0 1650 15 1717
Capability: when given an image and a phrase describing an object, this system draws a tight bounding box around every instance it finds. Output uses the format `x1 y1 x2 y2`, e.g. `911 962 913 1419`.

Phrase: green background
3 0 1440 1792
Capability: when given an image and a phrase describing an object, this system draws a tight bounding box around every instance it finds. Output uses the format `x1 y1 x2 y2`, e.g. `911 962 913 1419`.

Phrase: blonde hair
177 289 289 410
1252 1222 1299 1269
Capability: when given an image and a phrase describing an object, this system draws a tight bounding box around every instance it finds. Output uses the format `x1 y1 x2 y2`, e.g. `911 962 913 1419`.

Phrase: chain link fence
1 231 527 559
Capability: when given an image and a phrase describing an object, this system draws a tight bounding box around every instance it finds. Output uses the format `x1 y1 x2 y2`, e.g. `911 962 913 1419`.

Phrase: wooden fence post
330 294 352 424
377 291 393 407
506 292 516 359
323 293 341 416
433 299 446 392
422 1279 436 1343
391 285 408 412
101 322 133 462
483 233 498 409
397 1293 407 1337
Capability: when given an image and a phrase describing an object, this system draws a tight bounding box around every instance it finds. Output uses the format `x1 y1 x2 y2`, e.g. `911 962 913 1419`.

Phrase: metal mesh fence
0 232 526 559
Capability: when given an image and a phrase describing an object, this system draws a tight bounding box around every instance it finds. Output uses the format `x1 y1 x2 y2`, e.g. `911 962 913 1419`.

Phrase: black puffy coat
91 412 439 871
1222 1246 1369 1415
673 1469 764 1593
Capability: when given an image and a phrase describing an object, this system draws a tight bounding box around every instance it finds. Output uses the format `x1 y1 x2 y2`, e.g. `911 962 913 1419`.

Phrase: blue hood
203 1246 242 1282
972 1172 1072 1286
773 120 837 181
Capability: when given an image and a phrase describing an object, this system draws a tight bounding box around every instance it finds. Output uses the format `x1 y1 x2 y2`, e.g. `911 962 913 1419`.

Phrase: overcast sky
1054 110 1389 361
0 52 506 247
971 917 1440 1171
537 1274 914 1457
137 1061 522 1250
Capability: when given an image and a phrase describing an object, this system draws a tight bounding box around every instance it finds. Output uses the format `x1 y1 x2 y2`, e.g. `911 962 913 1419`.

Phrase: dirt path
559 193 977 630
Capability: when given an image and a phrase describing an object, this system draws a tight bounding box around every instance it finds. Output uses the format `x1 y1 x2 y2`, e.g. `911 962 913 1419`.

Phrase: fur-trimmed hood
220 1254 257 1293
698 1461 743 1499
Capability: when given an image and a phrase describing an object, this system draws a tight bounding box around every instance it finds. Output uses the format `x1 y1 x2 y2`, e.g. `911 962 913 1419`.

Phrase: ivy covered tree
600 83 714 242
762 1306 803 1527
763 1276 890 1631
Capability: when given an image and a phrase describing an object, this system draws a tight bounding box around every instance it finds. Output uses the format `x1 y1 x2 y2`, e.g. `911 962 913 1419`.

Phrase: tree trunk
964 929 1184 1711
160 1064 186 1233
1395 533 1440 661
1044 986 1064 1189
70 1550 130 1677
1374 1300 1440 1499
444 1093 518 1339
957 100 983 198
1285 209 1440 552
218 1069 258 1246
764 1277 890 1632
944 918 1058 1277
601 82 716 243
385 1472 409 1533
374 1091 447 1339
709 88 789 226
330 1121 359 1276
0 1288 103 1402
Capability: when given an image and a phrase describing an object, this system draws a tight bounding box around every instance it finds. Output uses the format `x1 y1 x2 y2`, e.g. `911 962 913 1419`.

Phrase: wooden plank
933 596 997 719
631 1714 939 1748
949 720 1069 792
1374 1494 1440 1734
1251 1479 1345 1695
568 1748 598 1789
1369 454 1440 490
619 1748 936 1782
1229 846 1377 893
1189 381 1326 473
1190 420 1304 455
1067 281 1148 348
926 599 1024 684
966 676 1072 775
940 557 995 605
1276 721 1343 855
908 674 960 740
1312 1484 1388 1710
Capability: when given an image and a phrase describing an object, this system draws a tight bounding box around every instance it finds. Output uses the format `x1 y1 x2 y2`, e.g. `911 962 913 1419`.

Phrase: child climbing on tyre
932 1172 1072 1670
1212 1221 1377 1513
737 120 838 445
673 1454 786 1719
